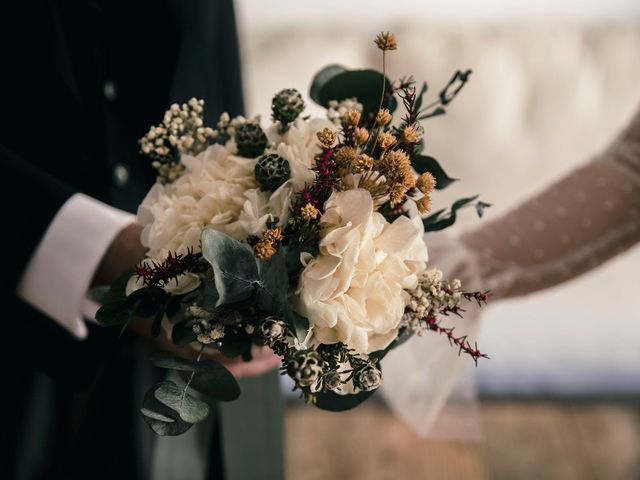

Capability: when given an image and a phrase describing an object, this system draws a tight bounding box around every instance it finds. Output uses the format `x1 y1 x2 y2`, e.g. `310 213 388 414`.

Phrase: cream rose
295 189 428 354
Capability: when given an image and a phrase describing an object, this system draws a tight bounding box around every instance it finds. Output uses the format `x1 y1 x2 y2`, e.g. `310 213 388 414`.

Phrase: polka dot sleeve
458 107 640 300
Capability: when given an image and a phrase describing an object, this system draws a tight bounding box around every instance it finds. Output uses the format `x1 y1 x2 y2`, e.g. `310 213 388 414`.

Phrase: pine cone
271 88 305 125
255 154 291 191
235 123 268 158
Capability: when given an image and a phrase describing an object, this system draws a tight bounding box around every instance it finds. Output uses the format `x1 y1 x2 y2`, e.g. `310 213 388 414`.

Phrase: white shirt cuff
16 193 135 338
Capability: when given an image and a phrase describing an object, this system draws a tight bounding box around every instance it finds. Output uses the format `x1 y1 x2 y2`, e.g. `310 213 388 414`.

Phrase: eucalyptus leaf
292 312 310 343
177 364 241 402
150 353 241 402
171 321 198 347
201 229 260 307
256 248 289 313
314 388 377 412
95 300 132 327
141 382 193 436
90 269 134 305
309 64 347 104
217 329 252 358
126 286 169 317
310 66 396 118
412 155 458 190
154 380 210 424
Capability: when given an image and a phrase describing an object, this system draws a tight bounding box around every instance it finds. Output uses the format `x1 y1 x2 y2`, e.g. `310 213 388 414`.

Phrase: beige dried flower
375 108 393 127
416 194 433 214
300 203 320 221
254 241 277 260
352 154 374 174
262 227 284 244
354 127 370 145
380 150 414 187
335 146 357 167
317 128 337 147
402 125 421 144
416 172 436 194
344 109 361 127
374 32 398 51
377 131 397 150
389 183 408 206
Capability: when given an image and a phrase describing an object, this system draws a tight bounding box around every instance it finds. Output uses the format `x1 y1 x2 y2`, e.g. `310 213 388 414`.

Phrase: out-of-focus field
286 401 640 480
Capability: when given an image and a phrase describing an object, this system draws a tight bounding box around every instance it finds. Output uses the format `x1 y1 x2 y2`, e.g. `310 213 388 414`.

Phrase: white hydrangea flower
295 189 428 354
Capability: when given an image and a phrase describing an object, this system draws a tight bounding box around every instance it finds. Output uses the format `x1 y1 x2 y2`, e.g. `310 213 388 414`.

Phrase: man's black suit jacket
0 1 247 478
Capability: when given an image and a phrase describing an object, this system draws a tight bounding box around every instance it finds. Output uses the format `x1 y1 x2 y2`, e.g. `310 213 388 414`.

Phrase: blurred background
235 1 640 478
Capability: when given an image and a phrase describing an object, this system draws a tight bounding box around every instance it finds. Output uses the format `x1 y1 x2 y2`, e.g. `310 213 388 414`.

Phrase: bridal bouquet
95 32 490 436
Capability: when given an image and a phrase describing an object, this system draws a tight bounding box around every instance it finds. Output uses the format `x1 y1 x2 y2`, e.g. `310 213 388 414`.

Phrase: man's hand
93 223 146 286
129 317 282 379
94 223 281 379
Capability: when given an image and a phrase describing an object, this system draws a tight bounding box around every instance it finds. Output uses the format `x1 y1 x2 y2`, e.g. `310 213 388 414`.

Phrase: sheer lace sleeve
381 107 640 439
459 107 640 300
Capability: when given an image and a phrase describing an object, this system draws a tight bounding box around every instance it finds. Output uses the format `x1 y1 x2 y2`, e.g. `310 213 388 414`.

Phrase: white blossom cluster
213 112 258 143
326 98 363 124
139 98 217 183
404 269 463 334
188 305 225 344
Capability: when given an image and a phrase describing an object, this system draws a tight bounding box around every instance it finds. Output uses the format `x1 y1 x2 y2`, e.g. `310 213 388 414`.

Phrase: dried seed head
300 203 320 221
317 128 337 147
416 172 436 194
354 127 370 145
380 149 413 187
416 194 433 214
402 125 421 144
374 32 398 52
262 227 284 244
352 154 374 174
344 109 361 127
254 241 277 260
375 108 393 127
389 183 408 206
335 146 357 167
377 131 397 150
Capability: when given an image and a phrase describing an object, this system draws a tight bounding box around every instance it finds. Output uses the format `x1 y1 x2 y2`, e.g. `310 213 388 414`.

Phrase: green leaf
423 195 480 232
256 248 289 314
177 366 241 402
90 269 134 304
217 329 252 358
413 82 429 113
201 229 260 307
150 352 241 402
153 380 210 424
201 279 220 311
309 64 347 103
439 69 472 106
418 107 446 120
292 312 310 343
309 66 396 118
126 286 169 317
314 388 377 412
412 155 458 190
141 382 194 436
95 300 132 326
171 321 198 347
